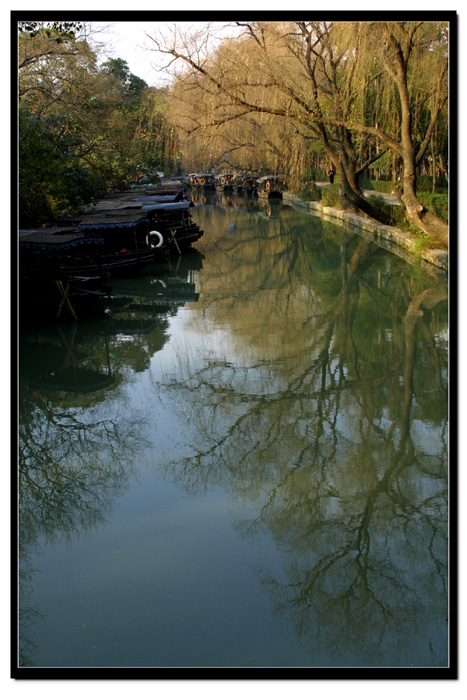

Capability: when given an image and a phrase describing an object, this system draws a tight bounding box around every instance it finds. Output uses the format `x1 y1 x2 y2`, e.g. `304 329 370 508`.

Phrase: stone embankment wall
283 192 448 280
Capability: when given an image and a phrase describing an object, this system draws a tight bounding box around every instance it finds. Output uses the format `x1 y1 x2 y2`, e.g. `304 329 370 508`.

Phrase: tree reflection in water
17 203 449 668
17 270 191 666
155 204 449 666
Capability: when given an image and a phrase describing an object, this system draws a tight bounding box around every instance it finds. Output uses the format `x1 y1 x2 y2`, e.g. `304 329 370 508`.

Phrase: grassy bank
297 178 448 253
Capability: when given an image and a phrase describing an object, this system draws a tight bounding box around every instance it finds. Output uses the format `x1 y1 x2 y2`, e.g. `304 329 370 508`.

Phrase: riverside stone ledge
358 219 379 234
345 213 369 228
284 192 324 212
283 192 448 276
383 227 417 252
422 249 448 271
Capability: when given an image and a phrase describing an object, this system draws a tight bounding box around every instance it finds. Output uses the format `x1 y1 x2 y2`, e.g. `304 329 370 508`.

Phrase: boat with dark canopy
189 173 216 191
18 189 204 320
255 175 285 199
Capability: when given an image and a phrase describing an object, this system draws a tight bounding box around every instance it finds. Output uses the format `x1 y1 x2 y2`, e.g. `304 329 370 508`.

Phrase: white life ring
147 230 164 248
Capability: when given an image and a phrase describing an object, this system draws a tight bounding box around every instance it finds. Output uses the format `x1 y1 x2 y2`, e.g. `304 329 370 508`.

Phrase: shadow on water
18 253 203 667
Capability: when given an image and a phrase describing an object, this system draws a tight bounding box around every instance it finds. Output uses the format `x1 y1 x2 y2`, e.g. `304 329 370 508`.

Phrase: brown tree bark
382 23 449 248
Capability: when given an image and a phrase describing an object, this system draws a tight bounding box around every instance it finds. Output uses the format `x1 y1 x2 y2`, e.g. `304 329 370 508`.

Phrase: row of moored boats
186 172 286 198
19 181 203 320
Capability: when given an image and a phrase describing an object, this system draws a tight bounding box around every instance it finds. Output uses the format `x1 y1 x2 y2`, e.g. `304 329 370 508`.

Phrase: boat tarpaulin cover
19 230 105 250
78 212 149 230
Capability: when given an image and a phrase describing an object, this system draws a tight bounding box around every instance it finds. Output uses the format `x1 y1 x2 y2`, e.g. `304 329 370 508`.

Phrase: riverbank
283 191 448 280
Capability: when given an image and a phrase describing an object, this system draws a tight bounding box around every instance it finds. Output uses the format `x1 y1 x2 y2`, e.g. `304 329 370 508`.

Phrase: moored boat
189 173 216 190
241 174 260 196
19 218 156 280
18 185 204 321
255 175 285 199
139 201 204 254
18 229 113 320
231 174 246 195
214 173 234 191
20 201 203 282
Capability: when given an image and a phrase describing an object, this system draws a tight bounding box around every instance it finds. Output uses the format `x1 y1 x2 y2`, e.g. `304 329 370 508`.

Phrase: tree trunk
337 166 393 225
399 122 448 248
385 23 449 249
401 180 449 248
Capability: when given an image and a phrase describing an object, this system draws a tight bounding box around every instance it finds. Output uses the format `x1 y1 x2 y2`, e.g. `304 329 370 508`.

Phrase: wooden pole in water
55 280 78 321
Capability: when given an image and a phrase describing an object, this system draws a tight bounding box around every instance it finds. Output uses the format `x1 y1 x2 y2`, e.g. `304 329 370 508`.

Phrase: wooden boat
129 179 187 198
255 175 285 199
138 201 204 254
76 204 202 261
18 228 153 325
144 181 188 197
231 174 246 195
18 191 204 323
18 230 114 320
214 173 234 191
241 174 260 196
20 200 203 282
189 173 216 190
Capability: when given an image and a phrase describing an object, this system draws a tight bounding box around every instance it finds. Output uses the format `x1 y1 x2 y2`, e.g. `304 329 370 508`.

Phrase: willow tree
149 19 450 247
369 21 449 245
166 32 294 172
150 21 395 226
294 21 450 246
169 62 306 177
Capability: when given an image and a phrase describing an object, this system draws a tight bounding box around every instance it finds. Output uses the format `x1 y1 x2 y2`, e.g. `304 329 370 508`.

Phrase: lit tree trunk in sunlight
381 22 449 248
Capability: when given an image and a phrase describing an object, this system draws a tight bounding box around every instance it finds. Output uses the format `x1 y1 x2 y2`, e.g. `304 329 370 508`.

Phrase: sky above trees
88 20 242 87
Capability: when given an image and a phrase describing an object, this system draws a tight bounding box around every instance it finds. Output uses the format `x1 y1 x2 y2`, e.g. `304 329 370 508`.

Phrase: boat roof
19 229 104 249
256 175 283 184
140 201 193 212
19 226 81 238
137 194 184 203
78 211 149 230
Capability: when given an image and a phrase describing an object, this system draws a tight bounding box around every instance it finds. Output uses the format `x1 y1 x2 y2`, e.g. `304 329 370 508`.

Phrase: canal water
18 193 449 670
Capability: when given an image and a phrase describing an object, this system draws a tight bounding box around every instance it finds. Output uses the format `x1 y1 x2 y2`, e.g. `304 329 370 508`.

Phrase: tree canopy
149 19 451 246
17 19 451 248
17 21 177 226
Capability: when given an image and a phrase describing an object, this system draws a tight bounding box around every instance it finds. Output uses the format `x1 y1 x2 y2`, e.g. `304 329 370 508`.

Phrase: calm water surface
18 193 449 669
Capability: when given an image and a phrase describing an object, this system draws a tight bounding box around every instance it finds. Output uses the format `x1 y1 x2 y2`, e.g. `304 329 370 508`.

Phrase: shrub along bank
296 179 448 256
285 181 448 278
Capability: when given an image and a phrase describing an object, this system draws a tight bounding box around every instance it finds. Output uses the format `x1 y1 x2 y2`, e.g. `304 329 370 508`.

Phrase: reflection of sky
26 461 310 668
18 202 451 670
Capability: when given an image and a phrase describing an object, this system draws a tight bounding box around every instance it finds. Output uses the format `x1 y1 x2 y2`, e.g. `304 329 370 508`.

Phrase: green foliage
362 177 448 197
361 179 396 194
390 207 410 231
366 193 390 212
413 231 432 260
18 104 102 225
299 182 322 201
366 193 413 230
320 184 342 209
101 58 148 99
417 192 449 222
101 57 131 82
417 174 448 193
17 21 83 43
18 33 177 226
